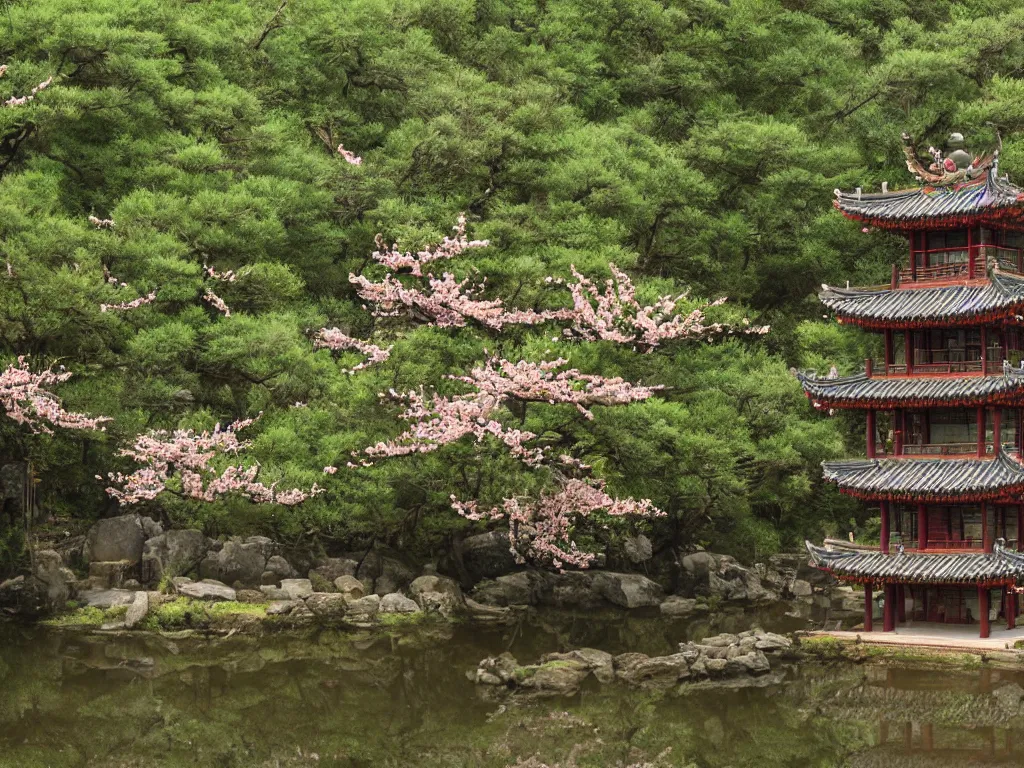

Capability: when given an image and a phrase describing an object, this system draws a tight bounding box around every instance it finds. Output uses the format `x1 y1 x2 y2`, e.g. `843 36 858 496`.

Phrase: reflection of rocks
474 629 793 699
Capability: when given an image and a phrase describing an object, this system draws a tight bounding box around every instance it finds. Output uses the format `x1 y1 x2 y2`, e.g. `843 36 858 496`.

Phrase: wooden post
1008 590 1016 630
918 504 927 550
867 409 876 458
922 723 934 751
897 585 906 623
865 357 873 377
884 584 896 632
864 584 873 632
983 502 993 553
880 500 890 554
980 586 991 639
978 407 986 457
895 408 904 455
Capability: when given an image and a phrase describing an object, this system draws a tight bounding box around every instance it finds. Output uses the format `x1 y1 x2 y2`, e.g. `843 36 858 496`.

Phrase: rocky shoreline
0 514 863 635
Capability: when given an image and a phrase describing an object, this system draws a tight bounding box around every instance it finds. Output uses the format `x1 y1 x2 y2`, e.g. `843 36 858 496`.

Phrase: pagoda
801 131 1024 639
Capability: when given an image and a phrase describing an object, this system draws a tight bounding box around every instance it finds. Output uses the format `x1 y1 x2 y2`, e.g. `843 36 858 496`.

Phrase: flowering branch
451 479 663 570
203 289 231 317
2 65 53 108
337 144 362 166
370 215 488 276
313 328 392 373
103 417 324 506
88 215 114 229
1 357 110 434
101 291 157 313
560 264 769 351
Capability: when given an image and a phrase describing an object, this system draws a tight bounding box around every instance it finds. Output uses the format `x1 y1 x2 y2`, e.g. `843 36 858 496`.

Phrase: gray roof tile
806 540 1024 584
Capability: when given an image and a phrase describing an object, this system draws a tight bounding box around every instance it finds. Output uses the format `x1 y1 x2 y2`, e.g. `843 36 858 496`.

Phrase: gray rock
87 560 138 589
519 661 589 698
141 529 207 584
85 514 146 564
345 594 381 617
379 592 420 614
754 632 792 651
410 574 464 615
726 650 771 676
460 531 517 580
80 588 136 609
791 579 813 598
266 600 297 616
993 682 1024 712
659 596 704 617
542 648 614 684
259 585 288 600
305 592 348 620
702 633 740 648
265 555 297 580
0 550 74 618
123 579 142 591
198 539 267 586
333 575 365 599
176 579 236 602
550 571 603 609
279 578 313 600
309 557 358 584
617 653 693 688
124 591 149 629
470 571 550 607
623 534 653 563
465 597 512 622
594 572 663 609
140 516 163 540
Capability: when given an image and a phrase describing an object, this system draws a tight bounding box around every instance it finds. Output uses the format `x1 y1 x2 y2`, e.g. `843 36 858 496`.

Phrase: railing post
880 500 890 554
865 357 873 377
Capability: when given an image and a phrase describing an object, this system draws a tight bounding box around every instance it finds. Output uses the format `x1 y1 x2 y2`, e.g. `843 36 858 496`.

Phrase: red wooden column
866 409 876 458
980 586 991 639
894 409 904 455
983 502 993 553
1008 590 1016 630
918 504 927 550
978 407 986 457
883 584 896 632
880 500 890 554
864 584 873 632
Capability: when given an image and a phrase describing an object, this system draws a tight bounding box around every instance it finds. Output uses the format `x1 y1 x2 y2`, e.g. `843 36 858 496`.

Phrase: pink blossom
313 328 392 372
204 264 238 282
562 264 768 351
101 291 157 313
337 144 362 166
203 289 231 317
370 215 489 276
0 357 110 434
323 466 337 474
104 417 322 507
3 73 52 107
452 479 663 570
88 215 114 229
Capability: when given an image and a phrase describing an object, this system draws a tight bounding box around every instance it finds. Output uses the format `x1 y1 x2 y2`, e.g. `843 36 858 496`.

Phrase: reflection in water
1 615 1024 767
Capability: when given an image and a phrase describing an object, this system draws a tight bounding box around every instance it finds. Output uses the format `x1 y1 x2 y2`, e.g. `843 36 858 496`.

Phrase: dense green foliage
5 0 1023 567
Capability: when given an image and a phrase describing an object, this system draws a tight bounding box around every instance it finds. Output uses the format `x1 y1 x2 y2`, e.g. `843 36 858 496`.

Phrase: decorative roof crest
901 130 1000 187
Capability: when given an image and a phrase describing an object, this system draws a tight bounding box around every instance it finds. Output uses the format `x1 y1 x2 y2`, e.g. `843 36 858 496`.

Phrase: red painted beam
864 584 873 632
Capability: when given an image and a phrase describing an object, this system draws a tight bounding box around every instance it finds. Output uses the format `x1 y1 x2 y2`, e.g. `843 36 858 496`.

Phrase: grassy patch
207 601 267 618
42 604 127 628
378 611 428 627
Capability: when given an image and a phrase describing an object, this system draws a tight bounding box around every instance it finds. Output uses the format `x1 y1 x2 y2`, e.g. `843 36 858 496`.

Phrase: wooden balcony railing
870 359 1004 376
898 538 1018 553
900 442 989 457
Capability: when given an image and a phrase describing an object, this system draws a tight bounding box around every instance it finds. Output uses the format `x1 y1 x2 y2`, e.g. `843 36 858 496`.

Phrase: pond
2 611 1023 767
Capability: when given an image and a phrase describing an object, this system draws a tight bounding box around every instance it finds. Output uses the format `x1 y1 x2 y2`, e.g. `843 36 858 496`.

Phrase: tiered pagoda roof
798 362 1024 410
821 451 1024 502
820 271 1024 329
805 540 1024 586
835 169 1024 230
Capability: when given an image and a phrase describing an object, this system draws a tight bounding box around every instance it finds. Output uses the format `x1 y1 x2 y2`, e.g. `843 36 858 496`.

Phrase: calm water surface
2 609 1023 767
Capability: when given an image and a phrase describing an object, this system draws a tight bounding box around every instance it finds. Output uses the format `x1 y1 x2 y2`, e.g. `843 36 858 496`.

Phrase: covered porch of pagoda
862 581 1020 639
884 502 1020 553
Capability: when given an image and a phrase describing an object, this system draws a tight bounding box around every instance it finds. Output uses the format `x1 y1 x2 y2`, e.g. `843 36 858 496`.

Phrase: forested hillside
3 0 1023 571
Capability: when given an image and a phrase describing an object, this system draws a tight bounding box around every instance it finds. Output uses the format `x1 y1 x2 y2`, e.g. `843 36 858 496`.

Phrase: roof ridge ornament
901 131 998 187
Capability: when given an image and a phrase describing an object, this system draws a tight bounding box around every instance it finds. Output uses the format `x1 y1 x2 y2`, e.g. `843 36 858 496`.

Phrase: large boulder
459 531 517 581
380 592 420 614
305 593 348 621
309 557 358 584
680 550 773 604
347 549 416 596
176 579 236 601
198 539 267 587
623 534 653 564
410 574 464 615
470 571 551 607
594 572 663 609
0 550 73 618
141 529 208 584
279 579 313 600
333 575 365 600
85 514 146 564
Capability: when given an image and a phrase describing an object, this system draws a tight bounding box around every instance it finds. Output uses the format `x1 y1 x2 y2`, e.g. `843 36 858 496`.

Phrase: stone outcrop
593 572 663 608
175 578 237 601
198 538 273 587
474 629 793 699
0 550 74 618
380 592 420 614
124 591 149 628
409 574 464 616
141 529 208 583
458 531 517 582
85 514 148 564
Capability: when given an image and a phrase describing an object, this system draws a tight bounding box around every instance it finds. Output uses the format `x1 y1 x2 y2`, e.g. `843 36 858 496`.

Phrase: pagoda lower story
806 541 1024 637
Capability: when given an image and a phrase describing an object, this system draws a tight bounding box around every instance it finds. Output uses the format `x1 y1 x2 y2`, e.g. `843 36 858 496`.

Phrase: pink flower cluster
103 417 324 506
101 291 157 313
452 479 663 570
88 215 114 229
351 272 570 330
203 289 231 317
312 328 392 373
370 215 489 276
204 264 238 282
0 357 110 434
337 144 362 166
359 358 660 464
561 264 769 351
2 67 52 107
